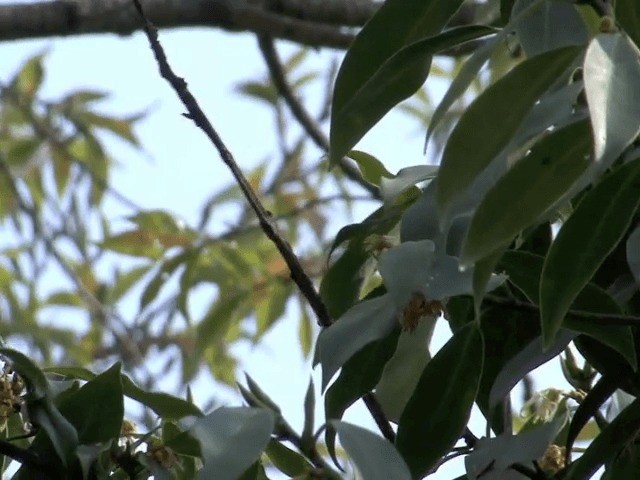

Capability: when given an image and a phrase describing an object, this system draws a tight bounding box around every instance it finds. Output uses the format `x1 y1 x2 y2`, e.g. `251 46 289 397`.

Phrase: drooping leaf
190 407 274 480
317 294 398 389
489 330 576 408
540 157 640 347
512 0 588 57
375 316 435 422
461 120 592 264
333 421 411 480
564 375 619 462
436 46 582 217
584 33 640 168
324 327 400 465
396 322 483 477
563 398 640 480
330 25 495 164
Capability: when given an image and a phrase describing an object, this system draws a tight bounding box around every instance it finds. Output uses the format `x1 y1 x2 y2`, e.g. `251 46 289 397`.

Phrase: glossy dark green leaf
330 0 466 163
396 322 483 477
564 398 640 480
540 158 640 347
564 375 619 462
45 366 202 419
489 330 575 408
476 304 541 434
512 0 588 57
317 294 397 389
57 363 123 444
330 25 495 164
627 224 640 287
603 443 640 479
191 407 274 480
436 46 582 217
461 120 592 264
301 379 315 443
324 327 400 465
28 398 79 466
333 421 411 480
500 251 636 369
584 33 640 168
616 0 640 49
501 0 516 23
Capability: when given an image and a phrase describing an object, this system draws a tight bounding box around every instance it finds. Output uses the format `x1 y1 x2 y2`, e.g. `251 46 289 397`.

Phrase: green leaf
617 0 640 49
196 290 246 353
540 157 640 347
331 0 466 150
564 375 619 462
380 165 438 204
0 348 48 398
500 251 636 369
44 366 202 420
301 379 315 443
627 224 640 287
333 421 411 480
265 441 312 477
108 265 151 303
324 327 400 465
12 52 45 98
489 330 576 408
190 407 274 480
584 33 640 168
396 322 483 477
76 111 140 146
330 25 495 164
347 150 393 187
436 46 583 218
57 363 123 444
476 304 541 434
512 0 588 57
28 398 79 466
375 317 435 422
317 294 397 389
466 413 567 479
564 398 640 480
461 120 592 264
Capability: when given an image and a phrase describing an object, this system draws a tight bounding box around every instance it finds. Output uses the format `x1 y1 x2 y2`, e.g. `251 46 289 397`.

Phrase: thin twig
132 0 395 442
133 0 330 328
256 34 380 199
484 294 640 326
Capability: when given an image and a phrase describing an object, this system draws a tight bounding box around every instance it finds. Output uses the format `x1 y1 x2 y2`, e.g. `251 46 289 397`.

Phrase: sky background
0 16 578 479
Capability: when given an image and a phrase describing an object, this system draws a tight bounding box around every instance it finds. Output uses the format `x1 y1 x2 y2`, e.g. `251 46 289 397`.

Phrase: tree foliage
1 0 640 479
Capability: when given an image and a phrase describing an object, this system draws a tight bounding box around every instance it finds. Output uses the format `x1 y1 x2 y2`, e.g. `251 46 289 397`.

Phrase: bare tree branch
0 0 483 52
